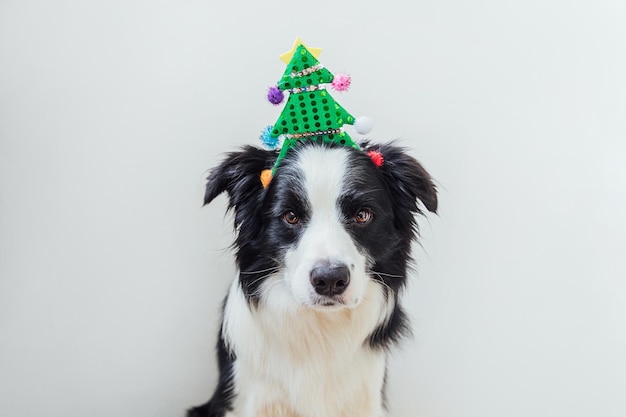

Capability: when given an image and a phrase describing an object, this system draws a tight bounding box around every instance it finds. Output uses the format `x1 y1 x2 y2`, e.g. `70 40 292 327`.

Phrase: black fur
188 140 437 416
187 328 235 417
203 146 280 305
344 142 437 350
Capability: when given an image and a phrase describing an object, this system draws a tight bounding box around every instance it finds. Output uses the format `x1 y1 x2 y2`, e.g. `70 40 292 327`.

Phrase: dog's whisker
245 272 280 288
370 270 405 279
372 275 394 293
248 277 284 297
240 266 281 275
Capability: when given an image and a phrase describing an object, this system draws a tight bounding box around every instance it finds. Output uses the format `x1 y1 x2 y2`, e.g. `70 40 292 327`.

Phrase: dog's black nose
310 264 350 296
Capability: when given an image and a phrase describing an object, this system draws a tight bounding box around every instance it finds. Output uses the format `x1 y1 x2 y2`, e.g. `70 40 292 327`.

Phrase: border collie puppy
188 140 437 417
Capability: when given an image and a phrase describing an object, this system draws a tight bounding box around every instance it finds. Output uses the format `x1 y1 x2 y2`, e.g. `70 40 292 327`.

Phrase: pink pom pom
331 73 351 91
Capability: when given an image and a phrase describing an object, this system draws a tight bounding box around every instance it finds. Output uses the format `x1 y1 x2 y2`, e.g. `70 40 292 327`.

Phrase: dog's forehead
269 145 351 213
294 145 349 196
274 145 348 184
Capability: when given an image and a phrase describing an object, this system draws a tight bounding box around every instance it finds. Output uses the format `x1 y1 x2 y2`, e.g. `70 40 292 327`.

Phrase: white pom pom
354 116 373 135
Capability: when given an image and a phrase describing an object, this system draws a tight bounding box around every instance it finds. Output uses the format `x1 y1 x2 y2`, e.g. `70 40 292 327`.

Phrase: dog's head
205 141 437 309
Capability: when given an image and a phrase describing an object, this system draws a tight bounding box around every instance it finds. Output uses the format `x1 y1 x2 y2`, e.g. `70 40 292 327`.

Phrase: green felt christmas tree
264 39 366 176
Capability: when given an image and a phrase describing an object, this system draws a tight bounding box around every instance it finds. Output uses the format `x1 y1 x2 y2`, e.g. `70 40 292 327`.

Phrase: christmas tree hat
260 38 372 186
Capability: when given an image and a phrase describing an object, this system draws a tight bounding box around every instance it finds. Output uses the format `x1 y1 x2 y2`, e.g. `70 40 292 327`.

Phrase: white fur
223 277 390 417
285 147 370 308
221 147 393 417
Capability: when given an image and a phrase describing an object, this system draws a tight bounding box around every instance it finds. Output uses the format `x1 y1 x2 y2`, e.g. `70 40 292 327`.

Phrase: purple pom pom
267 86 284 105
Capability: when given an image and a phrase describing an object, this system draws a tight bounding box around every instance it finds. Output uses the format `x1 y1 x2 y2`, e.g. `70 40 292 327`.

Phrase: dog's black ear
204 146 277 226
373 142 438 216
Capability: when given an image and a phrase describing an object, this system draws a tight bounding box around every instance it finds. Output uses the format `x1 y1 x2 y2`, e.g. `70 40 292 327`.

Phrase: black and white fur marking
189 141 437 417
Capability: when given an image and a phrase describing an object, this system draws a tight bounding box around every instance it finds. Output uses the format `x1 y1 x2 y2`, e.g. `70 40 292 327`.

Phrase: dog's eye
283 211 300 225
354 209 373 224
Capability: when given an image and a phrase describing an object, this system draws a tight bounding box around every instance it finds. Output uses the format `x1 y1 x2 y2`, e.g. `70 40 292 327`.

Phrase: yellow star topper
278 37 322 64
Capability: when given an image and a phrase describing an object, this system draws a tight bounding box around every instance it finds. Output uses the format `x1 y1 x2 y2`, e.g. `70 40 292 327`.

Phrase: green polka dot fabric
270 44 360 173
270 90 355 137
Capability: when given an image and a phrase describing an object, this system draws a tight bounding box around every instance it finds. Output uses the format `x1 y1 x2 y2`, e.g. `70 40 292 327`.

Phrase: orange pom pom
260 169 273 188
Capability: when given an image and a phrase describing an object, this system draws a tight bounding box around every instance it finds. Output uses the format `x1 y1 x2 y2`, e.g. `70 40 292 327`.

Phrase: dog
188 139 437 417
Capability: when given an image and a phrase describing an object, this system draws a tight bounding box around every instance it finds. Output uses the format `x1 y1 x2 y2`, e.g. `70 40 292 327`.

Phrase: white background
1 1 625 416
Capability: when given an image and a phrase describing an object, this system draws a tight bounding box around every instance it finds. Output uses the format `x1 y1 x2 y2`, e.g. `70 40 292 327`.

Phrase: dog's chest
233 348 385 417
223 279 389 417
